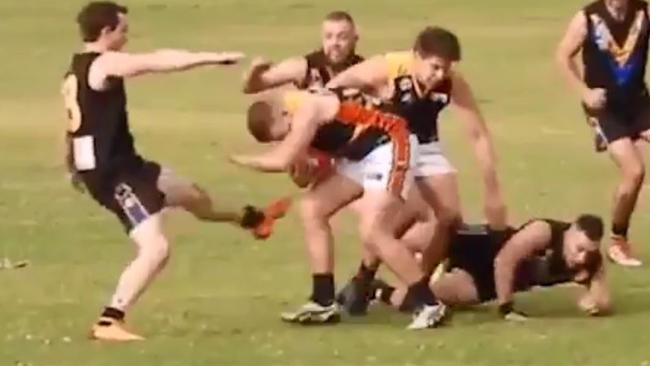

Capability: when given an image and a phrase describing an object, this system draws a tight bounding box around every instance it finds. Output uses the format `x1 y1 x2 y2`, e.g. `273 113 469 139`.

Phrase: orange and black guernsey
283 88 411 194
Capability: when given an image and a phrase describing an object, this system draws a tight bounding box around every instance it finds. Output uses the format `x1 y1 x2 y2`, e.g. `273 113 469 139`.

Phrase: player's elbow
242 78 264 94
554 49 572 71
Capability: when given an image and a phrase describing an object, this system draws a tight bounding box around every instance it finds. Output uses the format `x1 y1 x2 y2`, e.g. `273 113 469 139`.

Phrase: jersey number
61 74 82 133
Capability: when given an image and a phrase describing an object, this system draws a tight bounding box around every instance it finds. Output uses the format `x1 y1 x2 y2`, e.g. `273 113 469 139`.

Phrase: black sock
99 307 125 325
378 285 395 305
612 222 629 239
311 273 335 306
404 277 437 307
354 262 378 286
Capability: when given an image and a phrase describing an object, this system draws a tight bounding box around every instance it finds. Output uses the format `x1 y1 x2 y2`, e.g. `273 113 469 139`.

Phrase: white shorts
337 135 418 199
413 141 456 178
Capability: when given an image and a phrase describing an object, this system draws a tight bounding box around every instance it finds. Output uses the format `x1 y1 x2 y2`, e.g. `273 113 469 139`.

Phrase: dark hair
247 101 275 143
324 10 355 25
413 26 461 62
575 214 604 241
76 1 128 42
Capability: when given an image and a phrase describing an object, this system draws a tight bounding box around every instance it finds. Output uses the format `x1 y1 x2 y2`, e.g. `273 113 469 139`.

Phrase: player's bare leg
338 188 436 315
157 168 290 239
281 173 362 324
374 268 480 310
416 173 462 275
355 189 445 329
91 213 169 341
607 137 645 267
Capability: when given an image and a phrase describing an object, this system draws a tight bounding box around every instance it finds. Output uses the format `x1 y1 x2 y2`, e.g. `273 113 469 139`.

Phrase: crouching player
231 87 447 330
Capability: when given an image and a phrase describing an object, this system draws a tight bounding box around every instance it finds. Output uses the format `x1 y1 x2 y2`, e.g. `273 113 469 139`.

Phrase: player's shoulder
282 90 308 113
282 89 327 110
516 219 555 239
384 51 414 78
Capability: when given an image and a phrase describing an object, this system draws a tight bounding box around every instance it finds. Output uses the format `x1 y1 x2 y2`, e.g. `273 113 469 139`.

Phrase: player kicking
556 0 650 266
62 1 289 341
326 26 507 307
232 88 447 330
343 215 611 319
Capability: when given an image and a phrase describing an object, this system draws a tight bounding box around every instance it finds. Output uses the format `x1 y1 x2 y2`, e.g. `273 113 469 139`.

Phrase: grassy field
2 0 650 365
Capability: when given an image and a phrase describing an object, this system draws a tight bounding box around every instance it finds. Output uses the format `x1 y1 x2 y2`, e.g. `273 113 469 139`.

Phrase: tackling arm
450 72 507 229
242 57 307 94
231 93 339 172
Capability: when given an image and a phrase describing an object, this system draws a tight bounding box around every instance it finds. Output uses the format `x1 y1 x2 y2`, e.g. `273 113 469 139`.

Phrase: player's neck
604 0 629 21
326 54 355 74
84 42 110 54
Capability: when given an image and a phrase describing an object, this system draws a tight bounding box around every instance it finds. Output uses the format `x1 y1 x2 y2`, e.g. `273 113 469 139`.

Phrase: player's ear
99 25 113 38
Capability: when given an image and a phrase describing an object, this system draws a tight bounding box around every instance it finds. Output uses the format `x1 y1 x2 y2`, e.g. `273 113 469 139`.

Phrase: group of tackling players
63 0 650 341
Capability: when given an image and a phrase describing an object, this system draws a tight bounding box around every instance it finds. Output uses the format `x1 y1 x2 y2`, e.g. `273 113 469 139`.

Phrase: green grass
2 0 650 365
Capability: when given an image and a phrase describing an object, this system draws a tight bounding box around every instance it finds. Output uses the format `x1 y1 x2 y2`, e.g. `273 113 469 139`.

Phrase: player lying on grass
231 87 447 330
338 214 611 320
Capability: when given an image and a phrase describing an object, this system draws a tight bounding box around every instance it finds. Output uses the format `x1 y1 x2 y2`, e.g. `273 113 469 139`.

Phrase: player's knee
624 163 645 187
185 184 209 206
359 219 390 251
436 205 462 227
299 195 328 224
139 235 171 267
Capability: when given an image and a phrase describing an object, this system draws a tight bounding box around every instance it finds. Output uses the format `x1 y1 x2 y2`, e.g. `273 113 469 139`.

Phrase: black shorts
81 161 166 233
584 99 650 150
447 225 515 302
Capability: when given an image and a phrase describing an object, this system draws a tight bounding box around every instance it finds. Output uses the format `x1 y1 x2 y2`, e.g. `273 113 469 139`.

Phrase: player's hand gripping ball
289 150 334 188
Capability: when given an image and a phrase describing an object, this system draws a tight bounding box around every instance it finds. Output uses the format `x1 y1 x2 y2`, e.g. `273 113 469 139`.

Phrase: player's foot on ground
406 303 448 330
608 236 642 267
251 197 292 239
89 317 144 342
280 301 341 325
336 278 372 316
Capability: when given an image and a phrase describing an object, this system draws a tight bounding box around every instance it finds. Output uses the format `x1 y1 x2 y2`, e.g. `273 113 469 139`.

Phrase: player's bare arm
89 50 245 90
556 11 606 110
231 93 339 172
242 57 307 94
326 55 388 93
450 71 507 229
494 221 551 314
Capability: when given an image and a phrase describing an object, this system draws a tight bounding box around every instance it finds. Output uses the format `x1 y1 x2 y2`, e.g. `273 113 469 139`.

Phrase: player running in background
556 0 650 266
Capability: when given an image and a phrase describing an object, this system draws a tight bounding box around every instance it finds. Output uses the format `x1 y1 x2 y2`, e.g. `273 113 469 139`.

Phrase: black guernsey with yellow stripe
64 52 143 178
582 0 650 112
296 49 364 90
385 51 452 144
62 52 165 233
